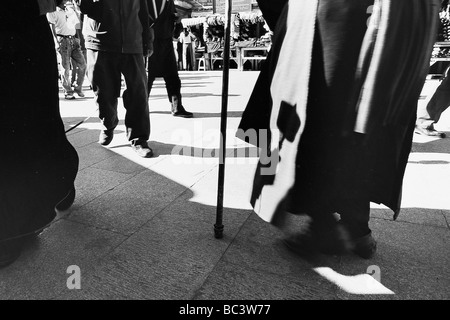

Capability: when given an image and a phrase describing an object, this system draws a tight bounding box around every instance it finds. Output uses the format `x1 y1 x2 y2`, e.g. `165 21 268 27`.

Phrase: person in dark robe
238 0 440 259
0 0 79 268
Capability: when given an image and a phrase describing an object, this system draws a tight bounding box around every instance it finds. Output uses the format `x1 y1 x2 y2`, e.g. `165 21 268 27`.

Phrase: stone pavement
0 71 449 301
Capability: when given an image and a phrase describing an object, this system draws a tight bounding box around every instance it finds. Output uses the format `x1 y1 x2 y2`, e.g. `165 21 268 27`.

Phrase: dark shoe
172 107 193 118
171 95 193 118
65 93 75 100
0 239 22 269
99 129 114 146
55 186 76 211
74 90 85 98
131 140 153 158
350 232 377 259
282 230 316 257
283 223 351 257
414 124 446 138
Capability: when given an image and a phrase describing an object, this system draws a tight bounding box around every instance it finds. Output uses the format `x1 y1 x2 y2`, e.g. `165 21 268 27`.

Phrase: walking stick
214 0 232 239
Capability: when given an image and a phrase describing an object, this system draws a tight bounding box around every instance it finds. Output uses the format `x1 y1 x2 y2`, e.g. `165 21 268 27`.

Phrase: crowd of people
0 0 443 270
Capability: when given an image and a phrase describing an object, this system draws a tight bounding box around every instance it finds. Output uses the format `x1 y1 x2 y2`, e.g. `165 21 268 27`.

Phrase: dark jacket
149 0 177 40
80 0 151 54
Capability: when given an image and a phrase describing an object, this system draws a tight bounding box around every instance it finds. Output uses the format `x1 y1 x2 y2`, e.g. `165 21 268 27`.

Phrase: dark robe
238 0 439 223
0 2 79 243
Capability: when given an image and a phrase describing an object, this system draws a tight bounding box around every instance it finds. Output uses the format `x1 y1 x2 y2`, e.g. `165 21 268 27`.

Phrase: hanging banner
214 0 251 14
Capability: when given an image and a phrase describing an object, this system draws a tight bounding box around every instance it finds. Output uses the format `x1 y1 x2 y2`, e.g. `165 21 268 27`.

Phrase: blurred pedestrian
179 27 196 71
147 0 193 118
1 0 79 268
47 0 87 99
79 0 154 158
70 0 87 91
240 0 439 259
415 75 448 138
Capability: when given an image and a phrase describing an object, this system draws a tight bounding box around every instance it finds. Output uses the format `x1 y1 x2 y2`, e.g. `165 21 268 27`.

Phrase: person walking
239 0 440 259
147 0 193 118
70 0 87 91
415 74 449 138
1 0 79 268
79 0 154 158
47 0 87 100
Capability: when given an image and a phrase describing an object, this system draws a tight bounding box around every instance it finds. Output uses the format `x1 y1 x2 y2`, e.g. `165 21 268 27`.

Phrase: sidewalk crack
441 210 450 230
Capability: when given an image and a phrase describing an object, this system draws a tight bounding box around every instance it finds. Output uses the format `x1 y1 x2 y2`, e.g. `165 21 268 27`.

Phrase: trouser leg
164 71 182 103
86 49 121 131
121 54 150 142
417 75 450 127
59 38 73 95
72 38 87 92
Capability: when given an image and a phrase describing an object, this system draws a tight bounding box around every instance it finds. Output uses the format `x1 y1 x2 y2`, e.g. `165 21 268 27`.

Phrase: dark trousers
147 37 182 102
417 74 450 127
86 49 150 142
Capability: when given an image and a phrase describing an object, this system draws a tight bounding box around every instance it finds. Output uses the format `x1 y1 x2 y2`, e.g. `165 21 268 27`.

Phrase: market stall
430 1 450 77
181 9 271 70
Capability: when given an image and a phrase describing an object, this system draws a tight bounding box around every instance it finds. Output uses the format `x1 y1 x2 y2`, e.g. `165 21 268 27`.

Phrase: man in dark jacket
147 0 193 118
79 0 154 157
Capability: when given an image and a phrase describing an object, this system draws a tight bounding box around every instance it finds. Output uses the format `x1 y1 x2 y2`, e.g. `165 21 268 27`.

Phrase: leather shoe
99 129 114 146
131 140 153 158
414 124 446 138
350 232 377 259
172 106 193 118
283 223 351 257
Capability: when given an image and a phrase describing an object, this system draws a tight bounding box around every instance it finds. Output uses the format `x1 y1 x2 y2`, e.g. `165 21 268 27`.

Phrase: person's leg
120 53 151 143
59 38 74 98
71 57 77 88
284 0 374 257
337 198 376 259
334 130 376 259
415 75 449 137
182 44 188 70
86 49 121 144
71 38 87 96
163 40 193 118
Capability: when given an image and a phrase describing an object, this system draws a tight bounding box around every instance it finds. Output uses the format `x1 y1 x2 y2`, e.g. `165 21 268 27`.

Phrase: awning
181 17 207 27
238 11 263 22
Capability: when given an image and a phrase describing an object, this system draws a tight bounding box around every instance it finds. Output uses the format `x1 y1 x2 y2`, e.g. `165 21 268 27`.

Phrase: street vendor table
209 48 239 70
236 46 270 71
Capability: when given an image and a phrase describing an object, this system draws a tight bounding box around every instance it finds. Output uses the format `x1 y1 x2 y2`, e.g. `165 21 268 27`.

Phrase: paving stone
335 218 450 300
72 167 136 209
59 198 251 300
67 169 189 235
0 220 126 300
194 261 338 300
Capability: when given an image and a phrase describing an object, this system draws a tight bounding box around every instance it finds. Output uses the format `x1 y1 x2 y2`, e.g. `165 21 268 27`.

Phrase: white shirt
179 32 194 44
46 6 79 36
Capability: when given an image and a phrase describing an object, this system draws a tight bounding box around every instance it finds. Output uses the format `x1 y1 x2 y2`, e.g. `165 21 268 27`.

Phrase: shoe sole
98 132 114 146
173 115 193 118
414 128 446 138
